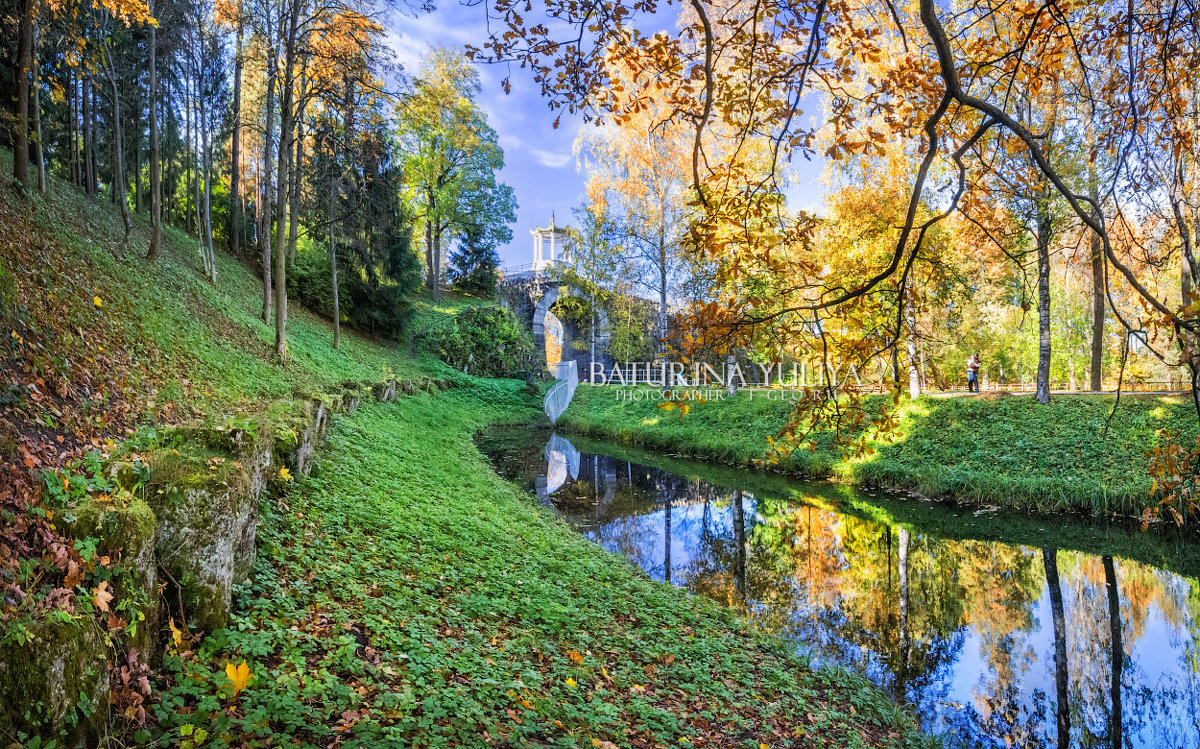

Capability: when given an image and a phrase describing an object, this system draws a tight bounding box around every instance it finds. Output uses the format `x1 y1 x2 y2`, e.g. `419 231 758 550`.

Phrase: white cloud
531 149 572 169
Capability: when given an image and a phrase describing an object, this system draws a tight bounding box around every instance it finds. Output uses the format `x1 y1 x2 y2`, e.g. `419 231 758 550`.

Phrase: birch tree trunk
905 291 921 398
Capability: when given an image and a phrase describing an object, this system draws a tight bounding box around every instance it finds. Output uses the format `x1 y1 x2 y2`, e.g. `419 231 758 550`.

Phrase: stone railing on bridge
544 360 578 424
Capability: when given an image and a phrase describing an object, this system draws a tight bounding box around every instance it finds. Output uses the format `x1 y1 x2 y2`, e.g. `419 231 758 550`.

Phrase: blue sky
382 2 828 268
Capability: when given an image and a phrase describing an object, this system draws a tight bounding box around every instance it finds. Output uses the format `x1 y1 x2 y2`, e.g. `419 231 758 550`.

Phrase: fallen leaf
225 660 252 697
92 581 113 612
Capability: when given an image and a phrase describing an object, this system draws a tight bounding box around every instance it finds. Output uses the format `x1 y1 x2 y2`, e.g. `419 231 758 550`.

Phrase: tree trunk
147 0 162 261
132 110 141 211
287 73 306 264
273 0 302 361
425 206 434 291
1065 267 1076 391
229 13 243 257
731 490 746 602
32 18 45 194
1036 196 1052 404
70 70 78 187
658 234 669 354
432 224 442 301
104 45 132 240
905 291 921 398
185 60 193 236
897 526 910 688
1044 547 1070 749
260 58 277 323
90 81 99 195
726 351 737 396
84 76 94 195
12 0 35 190
663 488 672 584
329 164 339 349
1088 125 1105 392
201 89 215 284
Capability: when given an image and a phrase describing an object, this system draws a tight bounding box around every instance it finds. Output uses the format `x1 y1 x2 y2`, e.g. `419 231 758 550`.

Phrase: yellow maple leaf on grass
93 296 103 308
565 677 577 688
225 660 252 698
279 467 293 482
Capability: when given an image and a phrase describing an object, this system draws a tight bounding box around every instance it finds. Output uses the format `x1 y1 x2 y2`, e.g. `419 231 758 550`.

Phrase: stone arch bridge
498 273 612 377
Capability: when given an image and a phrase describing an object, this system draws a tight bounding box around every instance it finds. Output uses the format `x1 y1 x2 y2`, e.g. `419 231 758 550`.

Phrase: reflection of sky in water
480 431 1200 749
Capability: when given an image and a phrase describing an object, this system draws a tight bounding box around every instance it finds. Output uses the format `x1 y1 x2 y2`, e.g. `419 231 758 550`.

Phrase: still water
477 427 1200 749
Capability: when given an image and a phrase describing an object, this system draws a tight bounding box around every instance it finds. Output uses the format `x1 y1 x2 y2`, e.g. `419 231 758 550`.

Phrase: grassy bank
3 154 925 747
561 385 1200 518
150 384 926 748
557 432 1200 582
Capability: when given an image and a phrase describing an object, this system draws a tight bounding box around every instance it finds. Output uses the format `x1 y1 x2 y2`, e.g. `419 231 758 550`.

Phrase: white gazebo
530 214 571 272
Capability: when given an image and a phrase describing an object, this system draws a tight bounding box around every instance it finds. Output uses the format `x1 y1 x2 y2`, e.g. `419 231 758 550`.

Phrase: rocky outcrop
0 618 111 749
4 374 458 743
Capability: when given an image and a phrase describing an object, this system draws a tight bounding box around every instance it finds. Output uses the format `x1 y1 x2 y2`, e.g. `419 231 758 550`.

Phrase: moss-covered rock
232 423 273 582
63 491 158 655
0 618 110 748
151 479 252 631
276 399 330 477
372 378 397 402
145 443 258 632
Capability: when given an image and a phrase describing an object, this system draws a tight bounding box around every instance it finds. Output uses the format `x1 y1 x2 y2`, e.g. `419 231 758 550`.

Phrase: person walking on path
967 353 981 393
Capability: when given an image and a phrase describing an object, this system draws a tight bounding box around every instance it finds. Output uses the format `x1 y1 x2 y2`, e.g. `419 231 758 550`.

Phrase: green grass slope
561 385 1200 518
2 155 925 747
152 387 924 749
0 146 469 440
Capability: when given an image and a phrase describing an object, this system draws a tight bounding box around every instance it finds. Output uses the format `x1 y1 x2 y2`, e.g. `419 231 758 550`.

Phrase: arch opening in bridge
532 285 611 379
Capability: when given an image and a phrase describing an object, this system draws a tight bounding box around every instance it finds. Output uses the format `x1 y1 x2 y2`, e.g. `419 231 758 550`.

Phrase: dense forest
1 0 514 350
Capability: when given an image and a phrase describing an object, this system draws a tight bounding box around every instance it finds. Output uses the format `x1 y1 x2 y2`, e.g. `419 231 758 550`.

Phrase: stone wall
0 376 453 746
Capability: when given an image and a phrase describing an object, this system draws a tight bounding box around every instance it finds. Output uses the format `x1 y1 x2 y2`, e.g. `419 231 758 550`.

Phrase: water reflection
478 429 1200 749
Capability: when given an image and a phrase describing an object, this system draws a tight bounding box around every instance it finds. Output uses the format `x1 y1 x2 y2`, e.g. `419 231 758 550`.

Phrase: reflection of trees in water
504 437 1200 749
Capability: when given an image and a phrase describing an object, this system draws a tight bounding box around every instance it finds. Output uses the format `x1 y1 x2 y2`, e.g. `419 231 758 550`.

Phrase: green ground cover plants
149 385 927 748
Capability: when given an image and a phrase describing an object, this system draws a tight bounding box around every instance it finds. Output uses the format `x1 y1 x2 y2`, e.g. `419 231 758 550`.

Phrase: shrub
288 235 421 340
288 240 354 323
420 306 540 378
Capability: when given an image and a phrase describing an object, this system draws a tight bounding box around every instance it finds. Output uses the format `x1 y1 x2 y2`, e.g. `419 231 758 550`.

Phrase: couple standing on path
967 353 982 393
